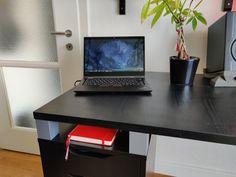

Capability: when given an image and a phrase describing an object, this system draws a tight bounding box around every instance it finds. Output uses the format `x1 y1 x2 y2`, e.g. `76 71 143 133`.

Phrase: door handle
51 29 72 37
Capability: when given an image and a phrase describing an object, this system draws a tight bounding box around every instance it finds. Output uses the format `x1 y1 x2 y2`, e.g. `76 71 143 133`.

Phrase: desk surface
34 72 236 145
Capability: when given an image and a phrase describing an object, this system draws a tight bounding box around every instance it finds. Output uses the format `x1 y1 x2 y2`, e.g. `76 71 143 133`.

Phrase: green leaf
196 14 207 25
182 8 190 17
164 11 170 16
179 1 183 9
148 5 160 16
141 0 151 23
193 10 202 17
186 16 193 25
171 15 175 24
151 3 165 28
192 17 197 31
150 0 160 4
193 10 207 25
169 1 176 11
175 0 180 9
164 6 171 16
163 0 175 12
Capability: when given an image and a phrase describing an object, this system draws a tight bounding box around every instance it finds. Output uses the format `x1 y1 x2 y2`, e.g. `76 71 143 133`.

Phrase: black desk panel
34 72 236 145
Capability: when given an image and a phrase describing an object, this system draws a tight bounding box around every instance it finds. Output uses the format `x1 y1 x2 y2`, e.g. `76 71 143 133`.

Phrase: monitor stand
204 69 236 87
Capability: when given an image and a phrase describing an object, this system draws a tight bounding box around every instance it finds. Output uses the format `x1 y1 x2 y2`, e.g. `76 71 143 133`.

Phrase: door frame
0 0 88 154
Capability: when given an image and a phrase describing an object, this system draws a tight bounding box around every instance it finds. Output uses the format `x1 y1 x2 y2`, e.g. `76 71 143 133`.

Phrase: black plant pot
170 56 200 86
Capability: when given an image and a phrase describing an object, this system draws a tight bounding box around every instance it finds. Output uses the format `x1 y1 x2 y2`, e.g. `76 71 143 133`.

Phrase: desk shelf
38 124 146 177
52 129 134 157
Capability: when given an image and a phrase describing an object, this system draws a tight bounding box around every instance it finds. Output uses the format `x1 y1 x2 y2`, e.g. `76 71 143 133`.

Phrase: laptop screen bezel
83 36 145 77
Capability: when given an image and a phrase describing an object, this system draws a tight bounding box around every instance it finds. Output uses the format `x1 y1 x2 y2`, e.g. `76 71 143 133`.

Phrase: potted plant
141 0 207 85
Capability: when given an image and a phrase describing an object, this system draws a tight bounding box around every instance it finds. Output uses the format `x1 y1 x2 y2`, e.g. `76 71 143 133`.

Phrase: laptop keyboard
84 78 145 87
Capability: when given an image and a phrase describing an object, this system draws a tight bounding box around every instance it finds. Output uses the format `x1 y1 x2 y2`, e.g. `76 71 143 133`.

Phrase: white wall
87 0 224 73
86 0 236 176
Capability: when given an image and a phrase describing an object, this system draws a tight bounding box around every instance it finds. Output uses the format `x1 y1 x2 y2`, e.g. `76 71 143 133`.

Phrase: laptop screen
84 37 145 76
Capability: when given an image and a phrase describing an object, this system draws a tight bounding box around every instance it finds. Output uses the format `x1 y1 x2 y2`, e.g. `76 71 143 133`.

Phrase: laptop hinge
85 76 145 79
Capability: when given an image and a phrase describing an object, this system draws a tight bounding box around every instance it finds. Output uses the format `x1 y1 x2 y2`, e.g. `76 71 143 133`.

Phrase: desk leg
129 131 149 156
129 132 157 177
146 135 157 177
35 120 59 140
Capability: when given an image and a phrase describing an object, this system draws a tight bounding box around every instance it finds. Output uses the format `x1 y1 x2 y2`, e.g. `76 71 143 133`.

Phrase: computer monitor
207 12 236 73
84 36 145 77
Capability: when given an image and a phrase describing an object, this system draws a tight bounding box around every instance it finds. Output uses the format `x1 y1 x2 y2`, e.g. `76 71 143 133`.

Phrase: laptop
75 36 152 93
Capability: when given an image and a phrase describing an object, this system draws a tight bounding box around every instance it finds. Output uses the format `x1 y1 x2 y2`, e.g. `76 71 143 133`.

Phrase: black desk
34 72 236 177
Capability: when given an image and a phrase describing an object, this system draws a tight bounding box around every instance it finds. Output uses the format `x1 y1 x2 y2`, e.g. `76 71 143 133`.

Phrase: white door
0 0 88 154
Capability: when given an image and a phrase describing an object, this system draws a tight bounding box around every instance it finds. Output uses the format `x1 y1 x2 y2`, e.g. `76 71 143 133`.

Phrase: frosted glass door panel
0 0 57 61
3 67 60 128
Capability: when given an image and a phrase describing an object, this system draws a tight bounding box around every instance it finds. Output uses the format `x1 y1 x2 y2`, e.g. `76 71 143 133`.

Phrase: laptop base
74 79 152 94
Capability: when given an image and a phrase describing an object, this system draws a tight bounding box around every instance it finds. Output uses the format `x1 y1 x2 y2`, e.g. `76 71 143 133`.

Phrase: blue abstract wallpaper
84 38 144 72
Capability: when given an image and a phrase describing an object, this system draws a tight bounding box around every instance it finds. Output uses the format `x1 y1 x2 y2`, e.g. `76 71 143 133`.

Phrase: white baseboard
154 135 236 177
155 160 236 177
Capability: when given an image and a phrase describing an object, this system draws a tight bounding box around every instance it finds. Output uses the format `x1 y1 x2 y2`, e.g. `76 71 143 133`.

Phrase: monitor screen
84 37 144 75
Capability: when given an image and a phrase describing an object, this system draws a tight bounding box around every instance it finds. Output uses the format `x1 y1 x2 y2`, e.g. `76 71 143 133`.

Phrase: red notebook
65 125 118 160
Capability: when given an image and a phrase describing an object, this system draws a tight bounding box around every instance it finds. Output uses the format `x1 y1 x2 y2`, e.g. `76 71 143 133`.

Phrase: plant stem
176 26 189 60
180 0 187 13
194 0 204 10
189 0 194 9
186 0 194 18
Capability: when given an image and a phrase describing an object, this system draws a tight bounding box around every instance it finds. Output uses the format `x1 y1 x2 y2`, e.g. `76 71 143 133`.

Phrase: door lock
66 43 73 51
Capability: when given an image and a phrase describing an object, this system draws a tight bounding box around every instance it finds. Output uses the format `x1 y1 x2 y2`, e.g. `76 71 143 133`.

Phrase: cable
74 80 81 87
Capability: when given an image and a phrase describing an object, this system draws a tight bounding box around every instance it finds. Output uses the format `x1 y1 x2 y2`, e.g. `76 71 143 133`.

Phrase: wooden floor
0 149 172 177
0 149 43 177
148 172 173 177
